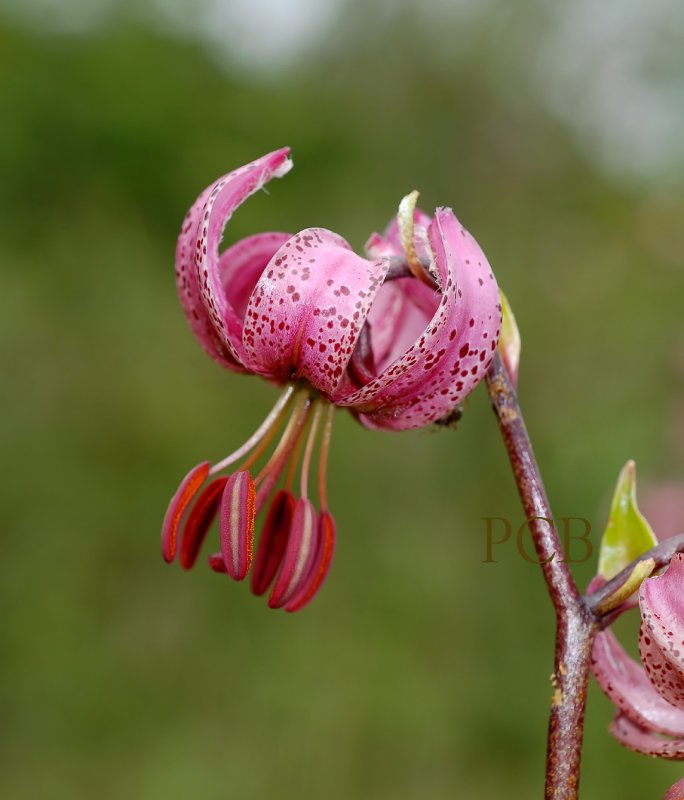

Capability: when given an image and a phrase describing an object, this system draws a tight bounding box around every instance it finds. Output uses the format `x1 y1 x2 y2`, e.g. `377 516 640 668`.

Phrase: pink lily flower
592 553 684 759
666 777 684 799
162 148 501 611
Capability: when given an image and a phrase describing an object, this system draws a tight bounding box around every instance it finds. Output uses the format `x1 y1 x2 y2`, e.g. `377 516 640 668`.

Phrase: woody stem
484 352 598 799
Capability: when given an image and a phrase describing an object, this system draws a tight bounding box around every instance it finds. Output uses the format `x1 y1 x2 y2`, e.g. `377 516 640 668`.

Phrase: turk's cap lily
591 461 684 758
164 148 501 610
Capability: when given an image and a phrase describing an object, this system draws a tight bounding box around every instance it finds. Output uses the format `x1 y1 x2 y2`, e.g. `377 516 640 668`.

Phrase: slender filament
284 403 313 492
209 384 295 475
254 391 310 488
317 404 335 511
299 401 324 500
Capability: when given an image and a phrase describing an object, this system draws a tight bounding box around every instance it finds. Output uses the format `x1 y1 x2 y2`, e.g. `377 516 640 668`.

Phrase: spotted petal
610 714 684 760
242 228 390 395
218 231 292 328
178 148 293 368
337 208 501 430
591 628 684 737
639 554 684 708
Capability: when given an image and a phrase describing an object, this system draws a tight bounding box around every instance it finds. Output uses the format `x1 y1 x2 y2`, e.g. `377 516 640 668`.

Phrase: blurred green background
2 1 684 797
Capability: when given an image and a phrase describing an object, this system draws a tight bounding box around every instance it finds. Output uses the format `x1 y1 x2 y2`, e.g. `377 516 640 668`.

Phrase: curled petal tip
220 470 256 581
271 147 294 177
177 148 295 370
161 461 210 563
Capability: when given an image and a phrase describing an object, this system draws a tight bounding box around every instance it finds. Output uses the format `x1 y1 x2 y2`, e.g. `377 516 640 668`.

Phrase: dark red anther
286 511 336 613
208 552 228 573
180 476 228 570
268 498 318 609
161 461 210 563
219 470 256 581
251 490 295 596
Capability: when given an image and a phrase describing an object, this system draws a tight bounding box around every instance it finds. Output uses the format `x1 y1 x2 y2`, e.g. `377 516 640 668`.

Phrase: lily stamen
255 391 313 512
299 401 324 501
208 384 295 476
317 404 335 513
165 148 502 611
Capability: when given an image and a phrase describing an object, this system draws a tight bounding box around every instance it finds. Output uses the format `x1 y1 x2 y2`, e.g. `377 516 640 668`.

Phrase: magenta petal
610 713 684 760
640 623 684 711
640 555 684 672
665 778 684 799
251 489 295 596
219 232 291 323
365 206 432 259
161 462 210 564
591 629 684 737
219 471 256 581
189 148 292 364
285 511 336 613
268 498 318 609
180 476 228 570
639 555 684 708
363 279 438 373
241 228 390 394
337 208 501 430
176 185 245 370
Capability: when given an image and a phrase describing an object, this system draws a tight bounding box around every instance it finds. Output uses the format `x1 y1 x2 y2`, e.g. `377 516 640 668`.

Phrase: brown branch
585 533 684 623
484 352 598 799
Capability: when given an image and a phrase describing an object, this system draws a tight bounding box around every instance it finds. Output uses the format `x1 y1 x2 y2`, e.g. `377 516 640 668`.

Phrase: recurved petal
251 489 295 596
285 511 336 613
362 279 438 372
639 555 684 707
161 461 210 563
176 185 244 370
591 629 684 737
337 208 501 430
610 713 684 760
218 231 292 325
191 148 293 364
268 498 318 609
242 228 389 395
219 470 256 581
180 476 228 569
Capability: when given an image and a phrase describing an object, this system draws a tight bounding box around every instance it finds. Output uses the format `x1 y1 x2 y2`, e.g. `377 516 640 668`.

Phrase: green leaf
598 460 658 579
